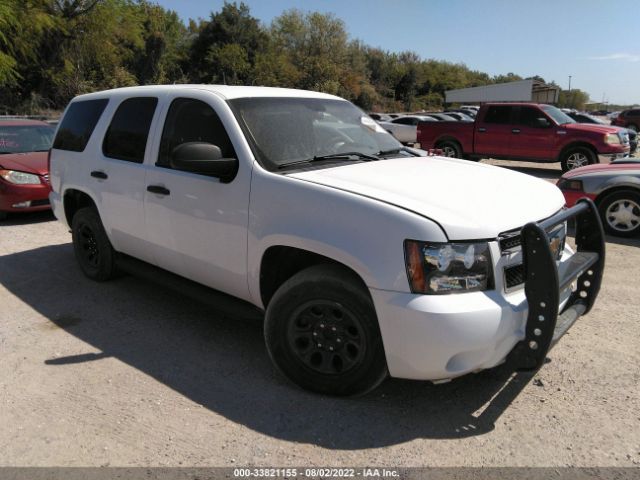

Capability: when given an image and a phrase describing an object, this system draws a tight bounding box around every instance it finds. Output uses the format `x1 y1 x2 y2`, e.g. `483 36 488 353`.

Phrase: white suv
49 85 605 395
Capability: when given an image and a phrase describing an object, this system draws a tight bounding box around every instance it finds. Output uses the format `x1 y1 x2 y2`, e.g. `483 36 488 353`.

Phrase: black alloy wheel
71 207 118 281
286 300 366 376
264 264 388 396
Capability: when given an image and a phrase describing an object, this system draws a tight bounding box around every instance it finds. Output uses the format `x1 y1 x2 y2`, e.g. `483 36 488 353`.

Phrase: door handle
147 185 170 196
478 127 486 132
90 170 108 180
512 129 521 134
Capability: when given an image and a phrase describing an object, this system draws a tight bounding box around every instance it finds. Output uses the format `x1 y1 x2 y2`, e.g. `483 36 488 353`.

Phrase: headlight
604 133 621 145
0 169 42 185
404 240 494 294
556 178 583 191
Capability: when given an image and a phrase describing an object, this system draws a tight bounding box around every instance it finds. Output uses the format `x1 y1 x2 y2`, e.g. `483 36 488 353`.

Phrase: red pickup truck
417 103 630 172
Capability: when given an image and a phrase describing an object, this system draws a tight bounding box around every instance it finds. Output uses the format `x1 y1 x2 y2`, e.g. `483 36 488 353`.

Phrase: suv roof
72 85 343 102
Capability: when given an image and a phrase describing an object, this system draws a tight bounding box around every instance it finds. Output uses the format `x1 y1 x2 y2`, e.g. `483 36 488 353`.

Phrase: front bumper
373 199 605 381
0 179 51 213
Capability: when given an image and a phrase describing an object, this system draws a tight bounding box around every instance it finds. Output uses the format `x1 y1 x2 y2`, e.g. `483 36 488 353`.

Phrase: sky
154 0 640 106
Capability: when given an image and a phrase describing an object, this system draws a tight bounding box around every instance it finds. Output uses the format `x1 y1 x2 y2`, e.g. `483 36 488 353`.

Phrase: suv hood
288 156 565 240
0 151 48 175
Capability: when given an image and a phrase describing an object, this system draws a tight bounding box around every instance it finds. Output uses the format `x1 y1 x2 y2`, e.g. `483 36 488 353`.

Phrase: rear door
474 105 513 157
95 96 159 264
143 90 252 302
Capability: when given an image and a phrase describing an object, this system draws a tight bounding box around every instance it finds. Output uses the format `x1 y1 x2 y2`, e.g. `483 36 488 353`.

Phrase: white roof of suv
71 85 343 102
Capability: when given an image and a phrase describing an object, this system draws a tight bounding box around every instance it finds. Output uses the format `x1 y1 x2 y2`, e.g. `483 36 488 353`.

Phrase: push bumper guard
508 198 605 370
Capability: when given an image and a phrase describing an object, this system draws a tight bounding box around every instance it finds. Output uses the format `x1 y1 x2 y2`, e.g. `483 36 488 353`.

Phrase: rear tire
627 123 638 132
561 146 596 172
71 207 118 281
437 140 462 158
264 264 388 396
597 190 640 238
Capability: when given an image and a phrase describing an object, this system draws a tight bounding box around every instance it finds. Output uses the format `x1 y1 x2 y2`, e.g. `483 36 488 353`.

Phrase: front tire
71 207 118 281
264 264 388 396
598 190 640 237
561 146 596 172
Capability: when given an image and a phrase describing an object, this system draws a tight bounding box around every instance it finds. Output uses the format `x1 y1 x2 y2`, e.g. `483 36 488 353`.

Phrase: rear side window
628 110 640 117
483 106 512 124
103 97 158 163
53 99 108 152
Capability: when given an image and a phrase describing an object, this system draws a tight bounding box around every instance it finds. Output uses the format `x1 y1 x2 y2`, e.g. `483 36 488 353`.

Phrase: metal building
445 79 560 104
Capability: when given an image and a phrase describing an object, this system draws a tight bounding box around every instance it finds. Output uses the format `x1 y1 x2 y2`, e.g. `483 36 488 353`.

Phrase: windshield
228 97 402 170
0 125 54 154
541 105 576 125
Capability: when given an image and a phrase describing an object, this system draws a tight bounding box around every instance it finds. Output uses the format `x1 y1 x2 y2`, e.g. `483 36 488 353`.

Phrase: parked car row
377 111 472 144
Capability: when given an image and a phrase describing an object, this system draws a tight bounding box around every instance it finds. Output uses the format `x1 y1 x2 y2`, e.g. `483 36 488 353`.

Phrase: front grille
504 263 525 289
499 234 521 251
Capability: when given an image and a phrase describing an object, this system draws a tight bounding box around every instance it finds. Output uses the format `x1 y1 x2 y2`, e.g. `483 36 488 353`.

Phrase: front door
508 106 555 160
143 91 252 302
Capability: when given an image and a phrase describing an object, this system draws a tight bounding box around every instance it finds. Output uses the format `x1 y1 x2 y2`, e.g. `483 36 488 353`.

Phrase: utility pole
568 75 572 108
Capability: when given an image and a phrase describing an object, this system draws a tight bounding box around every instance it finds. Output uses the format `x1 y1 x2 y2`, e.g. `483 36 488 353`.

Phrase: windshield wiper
376 146 422 157
278 151 379 169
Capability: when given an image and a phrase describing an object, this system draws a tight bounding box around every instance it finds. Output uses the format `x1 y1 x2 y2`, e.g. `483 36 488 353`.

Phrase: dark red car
611 109 640 131
557 159 640 237
0 119 55 220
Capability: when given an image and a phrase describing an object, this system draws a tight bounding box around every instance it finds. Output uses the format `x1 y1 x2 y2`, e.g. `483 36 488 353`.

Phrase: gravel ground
0 160 638 468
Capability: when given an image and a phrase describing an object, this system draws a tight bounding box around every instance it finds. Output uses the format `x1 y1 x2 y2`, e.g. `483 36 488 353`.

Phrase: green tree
558 88 590 110
187 2 266 84
133 1 188 85
0 0 54 86
270 10 348 92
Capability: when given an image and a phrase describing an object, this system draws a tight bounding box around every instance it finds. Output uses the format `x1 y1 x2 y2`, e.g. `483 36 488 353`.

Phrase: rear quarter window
53 99 109 152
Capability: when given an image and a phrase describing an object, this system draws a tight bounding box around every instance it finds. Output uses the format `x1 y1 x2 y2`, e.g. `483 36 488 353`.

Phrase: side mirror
170 142 238 183
534 117 551 128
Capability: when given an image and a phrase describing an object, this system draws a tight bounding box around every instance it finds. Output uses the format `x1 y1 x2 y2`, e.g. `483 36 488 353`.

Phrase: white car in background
378 115 438 144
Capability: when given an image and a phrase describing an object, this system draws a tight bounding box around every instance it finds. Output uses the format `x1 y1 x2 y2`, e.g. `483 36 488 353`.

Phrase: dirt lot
0 160 638 468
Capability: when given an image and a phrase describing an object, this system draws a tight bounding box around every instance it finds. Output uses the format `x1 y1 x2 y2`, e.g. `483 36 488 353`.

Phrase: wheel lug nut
336 338 342 343
319 323 325 328
331 327 336 332
313 332 317 336
329 346 334 351
317 343 322 348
